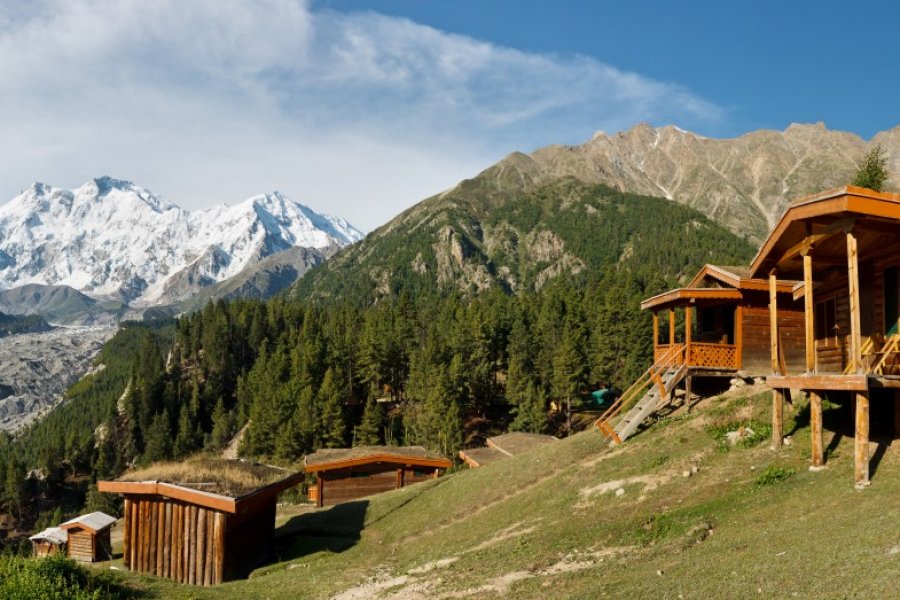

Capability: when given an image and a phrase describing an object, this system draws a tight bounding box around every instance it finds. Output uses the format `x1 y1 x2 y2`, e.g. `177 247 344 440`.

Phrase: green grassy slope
119 388 900 599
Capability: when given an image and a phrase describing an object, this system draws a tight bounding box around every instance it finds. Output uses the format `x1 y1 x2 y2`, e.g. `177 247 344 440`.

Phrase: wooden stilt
772 388 784 448
855 390 870 487
769 272 780 374
804 253 815 373
810 391 824 469
847 232 862 373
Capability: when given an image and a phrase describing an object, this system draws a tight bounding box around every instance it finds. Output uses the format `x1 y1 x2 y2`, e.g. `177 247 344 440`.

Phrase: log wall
123 495 227 586
318 463 442 507
740 291 806 374
67 529 95 563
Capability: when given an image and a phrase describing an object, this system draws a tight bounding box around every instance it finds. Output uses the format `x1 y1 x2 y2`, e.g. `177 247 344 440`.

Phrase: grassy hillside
116 387 900 598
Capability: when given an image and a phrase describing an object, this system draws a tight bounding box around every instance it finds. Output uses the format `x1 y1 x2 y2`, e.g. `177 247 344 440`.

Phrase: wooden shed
304 446 452 507
98 458 303 586
59 511 115 562
29 526 67 558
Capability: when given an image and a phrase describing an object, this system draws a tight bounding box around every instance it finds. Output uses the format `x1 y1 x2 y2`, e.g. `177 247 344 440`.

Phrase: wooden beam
685 306 692 365
766 374 868 391
669 308 676 345
770 272 779 374
855 390 870 486
652 312 659 349
804 254 815 372
810 391 824 469
772 389 784 448
847 232 862 373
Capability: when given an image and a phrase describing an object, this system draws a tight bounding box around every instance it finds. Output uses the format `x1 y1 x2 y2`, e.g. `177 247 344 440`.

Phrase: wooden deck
654 342 739 370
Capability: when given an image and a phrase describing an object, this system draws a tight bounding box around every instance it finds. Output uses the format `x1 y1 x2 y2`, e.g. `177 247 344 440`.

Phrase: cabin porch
754 186 900 487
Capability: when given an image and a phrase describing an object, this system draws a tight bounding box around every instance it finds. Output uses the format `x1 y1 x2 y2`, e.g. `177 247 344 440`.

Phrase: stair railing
594 344 684 442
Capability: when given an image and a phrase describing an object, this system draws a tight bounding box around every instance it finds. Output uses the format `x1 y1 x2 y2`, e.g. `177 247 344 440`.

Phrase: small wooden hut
29 526 67 558
59 512 115 562
304 446 452 507
98 458 303 586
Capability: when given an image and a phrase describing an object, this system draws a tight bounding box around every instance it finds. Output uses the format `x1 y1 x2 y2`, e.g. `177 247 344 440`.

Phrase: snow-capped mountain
0 177 363 306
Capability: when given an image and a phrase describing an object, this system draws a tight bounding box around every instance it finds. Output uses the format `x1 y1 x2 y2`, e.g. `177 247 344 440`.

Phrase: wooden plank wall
319 464 443 507
124 495 226 586
67 529 95 562
741 291 806 373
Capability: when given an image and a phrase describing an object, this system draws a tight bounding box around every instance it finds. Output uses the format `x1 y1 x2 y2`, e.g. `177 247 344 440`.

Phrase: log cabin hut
593 264 807 444
304 446 452 507
98 458 303 586
59 511 115 562
751 185 900 487
29 526 67 558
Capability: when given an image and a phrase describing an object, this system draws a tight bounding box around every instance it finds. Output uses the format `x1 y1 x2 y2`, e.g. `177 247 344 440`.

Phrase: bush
0 553 134 599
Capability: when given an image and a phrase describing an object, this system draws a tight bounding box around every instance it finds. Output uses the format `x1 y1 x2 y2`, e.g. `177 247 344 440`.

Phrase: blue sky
0 1 896 231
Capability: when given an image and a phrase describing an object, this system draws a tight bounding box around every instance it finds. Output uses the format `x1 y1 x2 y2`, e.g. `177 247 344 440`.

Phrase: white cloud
0 0 724 231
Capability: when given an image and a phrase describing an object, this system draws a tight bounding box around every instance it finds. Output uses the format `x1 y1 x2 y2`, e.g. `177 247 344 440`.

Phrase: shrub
0 553 134 599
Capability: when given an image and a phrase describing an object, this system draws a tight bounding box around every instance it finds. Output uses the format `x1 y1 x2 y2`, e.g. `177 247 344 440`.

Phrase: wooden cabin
304 446 452 507
98 458 303 586
641 264 805 377
59 512 115 562
752 186 900 487
29 526 67 558
459 432 557 468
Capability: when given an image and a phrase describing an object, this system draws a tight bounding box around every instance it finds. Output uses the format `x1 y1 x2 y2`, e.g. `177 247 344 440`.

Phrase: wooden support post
847 232 862 373
685 375 693 412
804 253 815 373
213 511 226 585
810 391 824 469
652 311 659 351
669 308 676 345
317 477 324 508
685 306 693 365
734 305 743 369
772 388 784 448
855 390 870 487
163 502 171 579
770 272 780 374
122 499 130 569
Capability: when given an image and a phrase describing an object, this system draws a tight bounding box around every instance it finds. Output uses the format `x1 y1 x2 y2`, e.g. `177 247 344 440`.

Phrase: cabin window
815 298 837 342
350 471 370 478
885 267 899 335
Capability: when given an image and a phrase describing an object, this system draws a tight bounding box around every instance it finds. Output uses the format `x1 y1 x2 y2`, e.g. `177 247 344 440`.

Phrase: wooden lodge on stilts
751 185 900 488
595 263 805 444
99 458 303 585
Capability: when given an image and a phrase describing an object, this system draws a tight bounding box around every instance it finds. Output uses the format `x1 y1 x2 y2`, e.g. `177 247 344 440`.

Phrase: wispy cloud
0 0 724 231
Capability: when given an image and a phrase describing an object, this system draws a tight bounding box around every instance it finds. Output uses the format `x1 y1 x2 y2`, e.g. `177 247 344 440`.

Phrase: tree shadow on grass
270 500 369 563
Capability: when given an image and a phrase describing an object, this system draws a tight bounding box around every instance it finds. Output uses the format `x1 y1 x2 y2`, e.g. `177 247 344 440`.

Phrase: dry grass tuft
119 457 295 497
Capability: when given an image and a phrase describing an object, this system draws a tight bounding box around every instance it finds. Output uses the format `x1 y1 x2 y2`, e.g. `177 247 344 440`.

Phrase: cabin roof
486 432 557 456
304 445 452 472
751 185 900 278
29 526 67 545
458 446 506 468
688 264 799 291
60 511 116 534
640 287 743 310
98 458 304 514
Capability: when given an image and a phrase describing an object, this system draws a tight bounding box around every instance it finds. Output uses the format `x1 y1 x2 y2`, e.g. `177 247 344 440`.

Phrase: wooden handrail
594 344 683 436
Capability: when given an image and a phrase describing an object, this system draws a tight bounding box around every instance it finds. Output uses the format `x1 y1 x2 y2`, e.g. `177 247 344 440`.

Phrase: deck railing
654 342 739 370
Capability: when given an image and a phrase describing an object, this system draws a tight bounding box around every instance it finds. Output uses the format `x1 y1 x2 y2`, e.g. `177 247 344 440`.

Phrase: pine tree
852 145 889 191
143 410 172 463
353 398 384 446
318 368 346 448
4 455 25 518
173 404 200 458
209 399 236 452
510 382 547 433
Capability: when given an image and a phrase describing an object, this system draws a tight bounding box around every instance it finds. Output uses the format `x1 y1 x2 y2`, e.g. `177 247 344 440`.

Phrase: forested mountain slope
294 179 753 303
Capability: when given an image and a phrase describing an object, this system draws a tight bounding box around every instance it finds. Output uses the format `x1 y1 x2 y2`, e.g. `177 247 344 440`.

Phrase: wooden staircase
595 345 688 445
843 335 900 375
